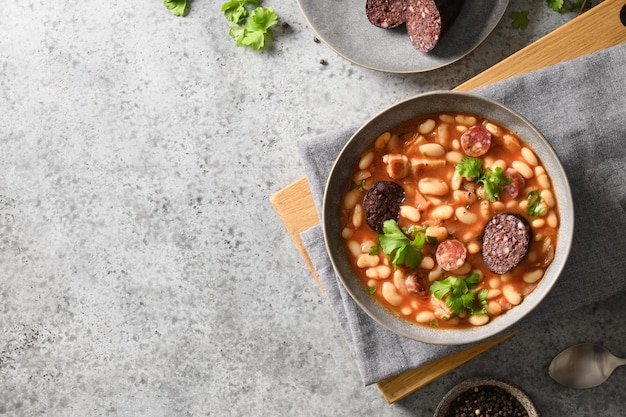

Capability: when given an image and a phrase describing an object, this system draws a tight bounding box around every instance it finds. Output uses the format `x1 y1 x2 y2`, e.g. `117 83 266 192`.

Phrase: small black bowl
434 378 539 417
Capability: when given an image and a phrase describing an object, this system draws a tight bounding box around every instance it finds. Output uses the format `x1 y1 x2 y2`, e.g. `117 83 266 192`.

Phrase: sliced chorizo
435 239 467 271
482 213 532 274
363 181 406 233
366 0 408 29
502 168 525 199
406 272 429 297
461 125 492 157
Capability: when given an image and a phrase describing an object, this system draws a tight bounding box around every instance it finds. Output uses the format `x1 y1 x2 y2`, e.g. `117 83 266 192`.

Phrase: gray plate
296 0 509 73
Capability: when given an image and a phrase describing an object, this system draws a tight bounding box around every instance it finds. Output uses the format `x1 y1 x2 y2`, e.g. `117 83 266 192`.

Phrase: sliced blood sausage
363 181 405 233
502 168 525 199
366 0 408 29
406 272 429 297
461 125 492 157
406 0 464 52
482 213 532 274
435 239 467 272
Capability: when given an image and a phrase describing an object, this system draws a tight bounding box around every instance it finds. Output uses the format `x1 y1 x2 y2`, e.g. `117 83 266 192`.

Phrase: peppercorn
444 385 529 417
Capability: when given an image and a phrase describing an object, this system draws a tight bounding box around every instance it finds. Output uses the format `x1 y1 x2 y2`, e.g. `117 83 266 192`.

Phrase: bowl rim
433 377 540 417
322 90 574 345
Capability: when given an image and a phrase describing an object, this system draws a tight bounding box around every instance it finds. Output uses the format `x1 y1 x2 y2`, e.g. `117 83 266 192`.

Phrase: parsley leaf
455 157 511 202
481 166 511 202
164 0 188 16
378 220 425 269
526 190 547 217
222 1 278 50
222 0 259 24
456 156 483 179
368 286 377 295
510 11 529 29
429 273 487 317
547 0 565 11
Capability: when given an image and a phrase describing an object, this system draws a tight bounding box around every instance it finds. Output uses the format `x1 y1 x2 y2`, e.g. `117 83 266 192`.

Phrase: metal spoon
548 343 626 389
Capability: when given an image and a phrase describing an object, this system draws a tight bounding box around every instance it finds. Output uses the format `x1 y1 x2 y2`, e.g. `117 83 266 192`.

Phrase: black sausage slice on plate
482 213 532 274
406 0 464 52
366 0 408 29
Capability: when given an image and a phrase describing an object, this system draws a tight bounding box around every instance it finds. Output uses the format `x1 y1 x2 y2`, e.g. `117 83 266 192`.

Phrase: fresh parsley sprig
526 190 547 217
377 220 426 269
221 0 278 50
164 0 188 16
456 156 511 202
429 273 488 318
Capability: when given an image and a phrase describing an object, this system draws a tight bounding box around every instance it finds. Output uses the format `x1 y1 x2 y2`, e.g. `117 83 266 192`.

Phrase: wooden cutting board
271 0 626 404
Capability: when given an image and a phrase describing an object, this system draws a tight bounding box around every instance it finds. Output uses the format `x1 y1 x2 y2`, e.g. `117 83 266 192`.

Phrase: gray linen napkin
297 43 626 386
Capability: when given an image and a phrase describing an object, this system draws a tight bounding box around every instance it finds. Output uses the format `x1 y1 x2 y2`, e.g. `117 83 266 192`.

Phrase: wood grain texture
271 0 626 404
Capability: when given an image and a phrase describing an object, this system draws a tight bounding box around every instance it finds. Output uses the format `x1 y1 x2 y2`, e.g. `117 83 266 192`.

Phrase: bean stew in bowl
322 91 573 344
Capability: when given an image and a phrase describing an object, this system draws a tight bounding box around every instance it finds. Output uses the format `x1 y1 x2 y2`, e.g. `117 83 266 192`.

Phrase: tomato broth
340 112 559 329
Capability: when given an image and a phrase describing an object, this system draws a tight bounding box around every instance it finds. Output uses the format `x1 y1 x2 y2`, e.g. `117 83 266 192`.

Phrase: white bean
437 124 450 145
547 210 558 228
352 203 363 228
419 143 445 157
502 134 521 151
416 311 437 324
400 205 421 222
352 170 371 183
488 278 500 288
358 151 375 170
521 147 539 166
439 114 455 123
491 159 507 171
357 254 379 268
455 114 477 126
502 286 522 305
484 122 502 137
451 170 462 191
347 240 361 257
420 256 435 270
431 205 454 220
393 270 408 293
401 306 413 316
425 226 448 243
487 289 502 299
469 314 490 326
455 207 478 224
512 160 534 179
375 132 391 150
479 200 490 219
446 150 464 164
428 265 443 282
541 189 556 208
382 282 403 306
467 241 481 255
366 265 392 280
531 218 546 228
341 227 353 239
537 174 551 189
418 119 436 135
418 178 449 196
487 301 502 316
523 269 544 283
343 189 360 209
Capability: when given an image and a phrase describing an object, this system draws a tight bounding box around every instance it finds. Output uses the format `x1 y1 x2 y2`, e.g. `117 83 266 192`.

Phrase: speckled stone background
1 1 624 416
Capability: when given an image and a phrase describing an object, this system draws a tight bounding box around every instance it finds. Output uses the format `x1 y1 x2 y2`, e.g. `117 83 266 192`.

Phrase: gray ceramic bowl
434 378 540 417
322 91 574 345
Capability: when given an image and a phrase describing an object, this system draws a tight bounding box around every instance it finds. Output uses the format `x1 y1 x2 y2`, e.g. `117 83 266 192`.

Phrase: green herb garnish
222 1 278 50
378 220 426 269
526 190 547 217
368 286 377 295
456 156 511 202
164 0 188 16
430 273 488 317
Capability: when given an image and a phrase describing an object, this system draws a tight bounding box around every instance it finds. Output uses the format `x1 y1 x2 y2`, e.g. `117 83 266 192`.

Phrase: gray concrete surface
1 1 624 416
